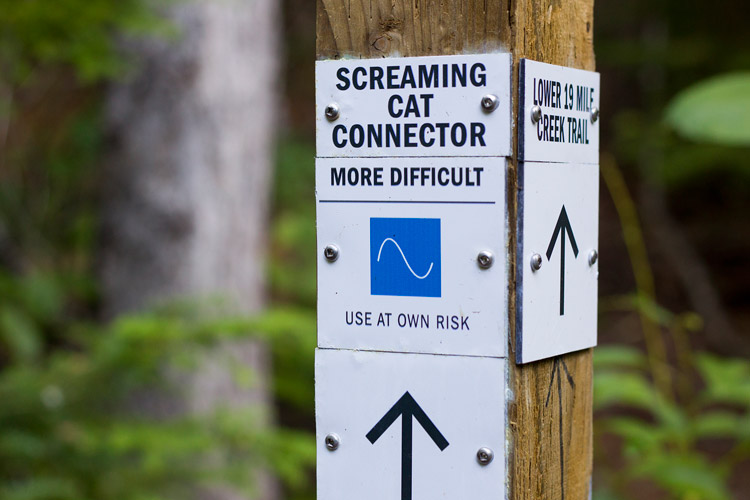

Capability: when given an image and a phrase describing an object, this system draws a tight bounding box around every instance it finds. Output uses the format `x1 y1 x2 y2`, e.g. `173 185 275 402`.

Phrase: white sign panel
316 53 512 158
519 59 600 164
517 162 598 363
316 157 507 357
316 349 506 500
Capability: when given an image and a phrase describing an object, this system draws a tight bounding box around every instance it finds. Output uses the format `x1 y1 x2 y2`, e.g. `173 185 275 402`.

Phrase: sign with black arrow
315 349 506 500
516 162 599 364
366 391 449 500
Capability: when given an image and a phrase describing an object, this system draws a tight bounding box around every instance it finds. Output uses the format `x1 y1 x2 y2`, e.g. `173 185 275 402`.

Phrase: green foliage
592 345 648 372
617 73 750 188
269 137 317 307
0 131 319 497
254 308 316 414
613 107 750 188
0 4 320 497
595 346 750 500
0 107 104 267
696 354 750 409
0 305 316 500
666 73 750 147
0 267 97 367
596 15 750 490
0 0 174 84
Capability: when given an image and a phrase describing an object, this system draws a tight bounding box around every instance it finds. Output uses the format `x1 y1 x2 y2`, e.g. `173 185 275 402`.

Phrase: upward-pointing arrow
545 357 576 500
366 391 449 500
546 205 579 315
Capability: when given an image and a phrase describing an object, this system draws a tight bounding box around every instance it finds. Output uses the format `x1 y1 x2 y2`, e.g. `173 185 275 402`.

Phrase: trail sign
316 53 512 158
316 349 506 500
516 162 599 363
316 156 507 357
317 3 599 498
519 59 600 164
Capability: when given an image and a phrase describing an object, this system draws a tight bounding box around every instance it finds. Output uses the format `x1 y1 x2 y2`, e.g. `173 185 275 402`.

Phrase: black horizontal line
318 199 496 205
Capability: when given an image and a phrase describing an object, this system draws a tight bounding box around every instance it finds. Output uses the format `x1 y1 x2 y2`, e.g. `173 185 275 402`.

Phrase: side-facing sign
516 162 599 364
316 53 512 158
516 58 600 363
317 157 507 357
316 349 506 500
519 59 600 164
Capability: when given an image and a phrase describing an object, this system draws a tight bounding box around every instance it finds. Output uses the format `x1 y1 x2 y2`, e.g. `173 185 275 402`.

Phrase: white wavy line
376 238 434 280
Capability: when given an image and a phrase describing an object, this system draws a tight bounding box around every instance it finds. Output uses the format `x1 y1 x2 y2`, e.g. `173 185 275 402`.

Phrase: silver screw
530 105 542 124
323 244 339 263
325 103 340 121
476 447 494 465
588 249 598 266
590 106 600 123
481 94 499 112
325 433 340 451
530 253 543 272
477 251 494 270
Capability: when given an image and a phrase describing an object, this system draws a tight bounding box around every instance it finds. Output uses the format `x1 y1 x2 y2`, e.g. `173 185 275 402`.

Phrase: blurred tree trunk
100 0 280 499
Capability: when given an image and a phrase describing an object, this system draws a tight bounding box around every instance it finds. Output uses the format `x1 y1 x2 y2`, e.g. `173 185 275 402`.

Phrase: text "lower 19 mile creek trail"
533 77 594 145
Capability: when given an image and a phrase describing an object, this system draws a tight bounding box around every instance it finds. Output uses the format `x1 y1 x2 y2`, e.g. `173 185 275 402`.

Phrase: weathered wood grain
317 0 511 59
317 2 595 499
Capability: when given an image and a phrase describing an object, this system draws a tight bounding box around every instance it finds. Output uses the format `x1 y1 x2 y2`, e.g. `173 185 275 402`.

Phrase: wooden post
316 1 595 500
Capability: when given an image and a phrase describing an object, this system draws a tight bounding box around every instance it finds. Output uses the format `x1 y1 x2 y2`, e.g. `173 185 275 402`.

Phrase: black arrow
366 391 449 500
546 205 579 315
546 356 576 500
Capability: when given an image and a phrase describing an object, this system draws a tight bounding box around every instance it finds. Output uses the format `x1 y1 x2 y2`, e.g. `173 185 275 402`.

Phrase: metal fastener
325 103 340 121
477 251 494 270
530 253 543 272
481 94 499 112
590 106 600 123
530 105 542 124
588 249 598 266
323 244 339 263
325 433 340 451
476 447 494 465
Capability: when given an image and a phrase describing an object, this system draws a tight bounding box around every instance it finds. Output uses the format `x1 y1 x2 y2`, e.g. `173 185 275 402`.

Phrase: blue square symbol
370 218 441 298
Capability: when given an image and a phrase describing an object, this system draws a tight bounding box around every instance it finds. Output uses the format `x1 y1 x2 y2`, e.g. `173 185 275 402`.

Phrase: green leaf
603 417 668 453
594 345 647 371
666 72 750 146
696 353 750 408
594 371 660 410
594 370 687 432
630 453 731 500
691 411 748 439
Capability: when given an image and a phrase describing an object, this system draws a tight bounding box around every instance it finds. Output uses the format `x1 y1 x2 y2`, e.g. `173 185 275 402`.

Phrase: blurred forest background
0 1 749 500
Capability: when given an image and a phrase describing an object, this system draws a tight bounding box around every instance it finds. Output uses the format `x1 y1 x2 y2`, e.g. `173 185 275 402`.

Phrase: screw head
530 105 542 124
476 447 494 465
481 94 499 112
530 253 543 272
323 244 339 262
477 251 494 270
590 106 600 123
325 433 340 451
325 103 340 121
588 249 598 266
